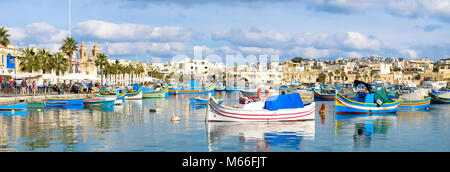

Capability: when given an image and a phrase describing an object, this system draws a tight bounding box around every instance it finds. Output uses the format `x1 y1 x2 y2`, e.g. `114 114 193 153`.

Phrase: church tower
79 41 88 63
91 42 100 61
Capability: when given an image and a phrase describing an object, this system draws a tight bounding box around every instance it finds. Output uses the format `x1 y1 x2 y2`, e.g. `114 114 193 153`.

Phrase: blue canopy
264 93 304 111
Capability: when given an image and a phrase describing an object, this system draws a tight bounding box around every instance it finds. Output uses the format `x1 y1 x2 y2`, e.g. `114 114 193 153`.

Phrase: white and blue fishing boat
208 93 315 122
335 80 401 114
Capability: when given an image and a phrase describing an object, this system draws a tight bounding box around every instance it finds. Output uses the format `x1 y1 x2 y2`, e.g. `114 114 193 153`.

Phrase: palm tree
60 37 79 73
20 48 37 73
127 64 135 85
95 53 109 86
137 63 146 83
37 49 54 74
53 53 70 76
0 27 10 48
113 59 121 85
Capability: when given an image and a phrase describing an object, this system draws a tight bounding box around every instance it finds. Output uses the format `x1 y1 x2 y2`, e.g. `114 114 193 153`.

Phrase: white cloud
336 32 381 51
74 20 191 42
400 49 419 59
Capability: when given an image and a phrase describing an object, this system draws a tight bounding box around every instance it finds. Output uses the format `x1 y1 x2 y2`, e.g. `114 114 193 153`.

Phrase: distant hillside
291 57 310 63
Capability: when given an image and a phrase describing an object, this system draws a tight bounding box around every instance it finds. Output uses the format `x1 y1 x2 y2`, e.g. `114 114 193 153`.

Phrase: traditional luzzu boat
0 102 28 111
207 93 315 122
83 97 116 107
397 90 431 109
143 86 169 98
428 89 450 104
169 81 215 95
335 80 401 114
44 100 68 107
125 87 143 100
98 90 126 105
46 98 84 106
314 86 356 101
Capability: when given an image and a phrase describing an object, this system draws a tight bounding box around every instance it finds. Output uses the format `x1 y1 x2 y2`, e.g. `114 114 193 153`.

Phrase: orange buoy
257 87 270 100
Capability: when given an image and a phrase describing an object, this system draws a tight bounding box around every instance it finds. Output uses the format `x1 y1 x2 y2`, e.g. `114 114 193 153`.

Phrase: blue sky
2 0 450 62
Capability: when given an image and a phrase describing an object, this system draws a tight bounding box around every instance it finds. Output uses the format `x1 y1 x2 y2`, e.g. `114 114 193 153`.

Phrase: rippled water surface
0 91 449 152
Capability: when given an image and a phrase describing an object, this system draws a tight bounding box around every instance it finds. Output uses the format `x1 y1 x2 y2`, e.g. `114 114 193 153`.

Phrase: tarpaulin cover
264 93 304 111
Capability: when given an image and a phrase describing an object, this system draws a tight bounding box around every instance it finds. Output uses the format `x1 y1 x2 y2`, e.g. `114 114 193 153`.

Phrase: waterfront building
0 44 22 78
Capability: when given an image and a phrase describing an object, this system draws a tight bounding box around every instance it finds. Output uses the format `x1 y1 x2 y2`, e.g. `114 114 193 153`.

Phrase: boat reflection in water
334 114 397 149
87 106 115 112
206 121 315 152
0 111 28 117
45 105 84 110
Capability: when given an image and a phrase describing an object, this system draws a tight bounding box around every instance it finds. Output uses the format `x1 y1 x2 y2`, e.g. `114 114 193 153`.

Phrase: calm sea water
0 91 448 152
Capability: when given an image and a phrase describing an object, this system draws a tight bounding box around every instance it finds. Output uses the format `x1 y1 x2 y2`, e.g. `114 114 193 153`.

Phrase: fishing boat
44 100 68 107
98 88 126 105
428 90 450 104
169 82 215 95
397 90 431 109
28 101 45 109
207 93 315 122
0 102 28 111
314 89 356 101
83 97 116 107
193 97 223 105
335 80 401 114
125 87 143 100
46 98 84 106
143 86 169 98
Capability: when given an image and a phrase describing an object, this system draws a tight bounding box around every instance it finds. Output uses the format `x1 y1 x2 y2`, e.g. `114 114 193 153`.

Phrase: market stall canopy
58 73 99 81
15 73 42 79
58 73 83 80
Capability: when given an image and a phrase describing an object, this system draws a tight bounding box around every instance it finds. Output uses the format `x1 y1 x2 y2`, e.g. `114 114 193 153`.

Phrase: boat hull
207 97 315 122
335 93 400 114
47 98 84 106
143 86 169 98
429 92 450 104
0 102 28 111
399 97 431 109
169 82 215 95
125 88 143 100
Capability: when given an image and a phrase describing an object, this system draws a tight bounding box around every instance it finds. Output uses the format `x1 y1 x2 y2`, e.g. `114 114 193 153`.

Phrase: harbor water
0 91 448 152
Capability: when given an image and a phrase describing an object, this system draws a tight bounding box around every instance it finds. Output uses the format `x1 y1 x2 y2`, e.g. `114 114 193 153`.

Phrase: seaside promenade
0 93 95 104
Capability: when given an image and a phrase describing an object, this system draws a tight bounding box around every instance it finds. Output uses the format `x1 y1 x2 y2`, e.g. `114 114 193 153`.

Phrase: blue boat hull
47 98 84 106
0 103 28 111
